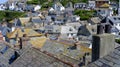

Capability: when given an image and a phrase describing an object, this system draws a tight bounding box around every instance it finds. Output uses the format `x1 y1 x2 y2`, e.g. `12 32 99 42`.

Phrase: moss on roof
30 37 47 48
7 28 42 38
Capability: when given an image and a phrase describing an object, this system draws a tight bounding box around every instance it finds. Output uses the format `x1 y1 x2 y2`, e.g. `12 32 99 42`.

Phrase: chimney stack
92 34 115 62
97 23 112 34
105 24 111 33
92 23 114 62
97 24 104 34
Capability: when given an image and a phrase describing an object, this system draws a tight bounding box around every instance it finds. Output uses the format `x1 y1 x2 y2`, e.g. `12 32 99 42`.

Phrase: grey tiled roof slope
87 47 120 67
0 43 14 67
10 48 72 67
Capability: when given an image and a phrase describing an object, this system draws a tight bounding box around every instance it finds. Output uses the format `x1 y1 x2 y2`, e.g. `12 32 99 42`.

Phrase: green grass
115 39 120 44
74 10 96 20
0 10 26 22
27 0 88 8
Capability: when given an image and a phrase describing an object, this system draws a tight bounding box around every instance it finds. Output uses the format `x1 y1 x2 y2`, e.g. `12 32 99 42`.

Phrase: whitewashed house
61 26 78 39
0 4 7 10
34 5 41 11
107 16 120 35
71 15 80 22
9 3 15 10
97 3 113 19
49 7 54 12
74 3 87 9
88 0 95 9
52 2 65 11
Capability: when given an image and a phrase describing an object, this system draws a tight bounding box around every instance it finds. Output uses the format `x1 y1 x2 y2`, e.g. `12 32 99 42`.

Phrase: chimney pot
97 24 104 34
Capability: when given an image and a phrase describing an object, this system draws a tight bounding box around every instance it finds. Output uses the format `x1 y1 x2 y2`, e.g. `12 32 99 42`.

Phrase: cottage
96 3 113 19
77 25 97 36
34 5 41 11
88 0 95 9
74 3 87 9
9 3 15 10
110 2 118 10
54 16 65 25
24 5 34 11
107 16 120 33
65 8 74 17
88 17 101 25
31 17 43 28
15 17 30 27
44 25 61 34
95 0 110 8
60 26 78 39
66 2 73 8
15 2 26 11
52 2 65 11
0 4 7 10
70 15 80 22
66 22 81 29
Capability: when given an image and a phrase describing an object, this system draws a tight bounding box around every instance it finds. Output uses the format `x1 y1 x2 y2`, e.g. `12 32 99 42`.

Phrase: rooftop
7 28 42 38
41 40 91 65
87 46 120 67
10 47 73 67
100 3 110 8
30 37 47 48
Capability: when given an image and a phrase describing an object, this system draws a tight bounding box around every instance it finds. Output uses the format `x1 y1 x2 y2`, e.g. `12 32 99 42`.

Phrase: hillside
0 11 25 22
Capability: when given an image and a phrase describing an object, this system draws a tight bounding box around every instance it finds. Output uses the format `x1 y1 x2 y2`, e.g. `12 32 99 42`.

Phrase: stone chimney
92 24 115 62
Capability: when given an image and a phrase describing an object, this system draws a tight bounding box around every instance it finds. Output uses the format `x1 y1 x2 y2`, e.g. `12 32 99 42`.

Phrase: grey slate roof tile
10 48 72 67
87 47 120 67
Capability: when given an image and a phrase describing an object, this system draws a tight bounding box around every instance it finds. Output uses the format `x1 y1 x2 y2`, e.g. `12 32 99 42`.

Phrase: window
71 33 73 35
69 28 73 31
118 18 120 20
92 29 95 32
114 18 117 20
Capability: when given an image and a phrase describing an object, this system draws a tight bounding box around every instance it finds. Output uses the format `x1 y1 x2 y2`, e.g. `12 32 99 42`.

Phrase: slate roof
100 3 110 8
108 16 120 23
44 25 61 33
89 17 101 24
18 17 30 25
61 26 78 34
0 43 14 67
41 40 91 65
87 47 120 67
0 26 11 36
7 28 42 38
10 47 72 67
31 17 42 23
30 37 47 48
